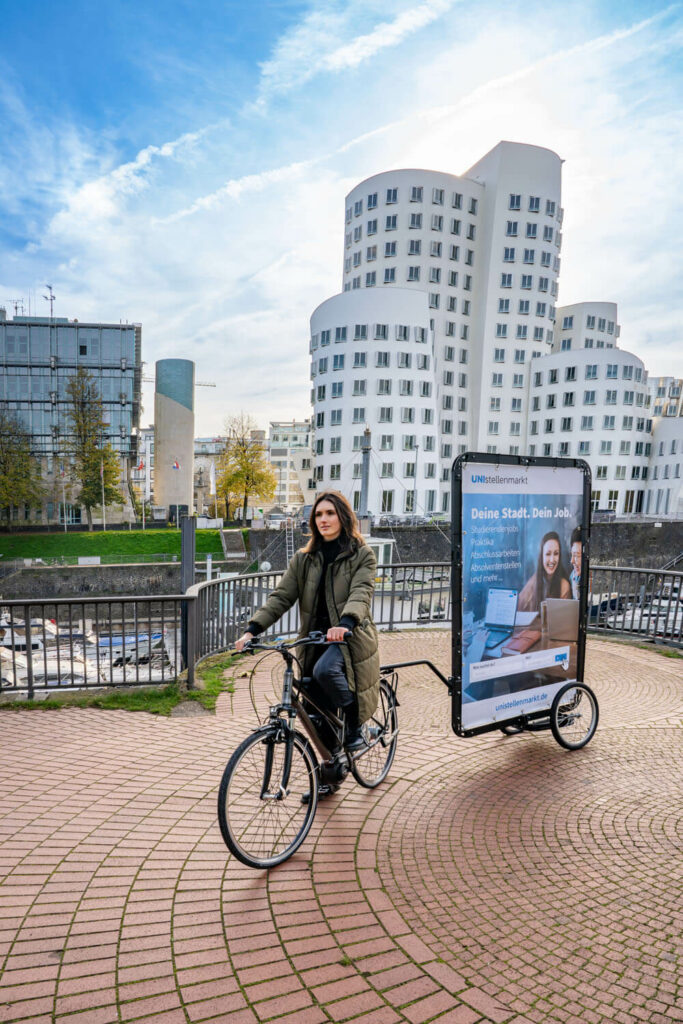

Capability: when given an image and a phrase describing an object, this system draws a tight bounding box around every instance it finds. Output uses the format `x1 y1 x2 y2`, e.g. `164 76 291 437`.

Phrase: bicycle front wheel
351 678 398 788
218 727 318 868
550 683 599 750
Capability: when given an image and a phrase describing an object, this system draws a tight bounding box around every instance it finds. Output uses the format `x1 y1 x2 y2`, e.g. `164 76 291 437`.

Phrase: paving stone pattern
0 633 681 1024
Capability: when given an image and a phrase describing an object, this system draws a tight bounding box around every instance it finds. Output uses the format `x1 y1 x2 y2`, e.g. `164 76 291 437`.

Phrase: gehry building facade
309 141 682 519
310 142 562 516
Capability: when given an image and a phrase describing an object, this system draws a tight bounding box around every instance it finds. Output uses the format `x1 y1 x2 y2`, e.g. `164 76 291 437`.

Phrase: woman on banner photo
518 530 571 611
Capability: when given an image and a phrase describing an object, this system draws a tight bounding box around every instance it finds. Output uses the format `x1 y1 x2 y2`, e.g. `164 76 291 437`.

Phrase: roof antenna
43 284 56 318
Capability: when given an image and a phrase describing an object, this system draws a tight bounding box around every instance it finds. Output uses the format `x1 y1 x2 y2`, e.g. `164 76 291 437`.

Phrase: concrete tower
154 359 195 519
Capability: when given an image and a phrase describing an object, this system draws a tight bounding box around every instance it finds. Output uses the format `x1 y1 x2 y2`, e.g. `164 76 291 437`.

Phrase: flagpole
61 465 67 534
101 457 106 532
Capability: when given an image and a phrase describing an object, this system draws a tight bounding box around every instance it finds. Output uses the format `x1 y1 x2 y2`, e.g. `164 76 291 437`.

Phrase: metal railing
0 595 187 699
2 561 680 697
588 566 683 647
2 553 225 568
191 561 453 662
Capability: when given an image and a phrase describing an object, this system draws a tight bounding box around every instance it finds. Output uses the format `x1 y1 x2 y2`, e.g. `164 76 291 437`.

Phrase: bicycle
217 632 399 869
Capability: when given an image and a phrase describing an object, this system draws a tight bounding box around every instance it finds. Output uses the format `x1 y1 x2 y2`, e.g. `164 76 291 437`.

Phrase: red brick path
0 633 681 1023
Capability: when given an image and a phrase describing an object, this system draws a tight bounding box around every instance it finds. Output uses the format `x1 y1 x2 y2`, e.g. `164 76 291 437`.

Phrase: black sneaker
345 726 366 753
301 783 339 805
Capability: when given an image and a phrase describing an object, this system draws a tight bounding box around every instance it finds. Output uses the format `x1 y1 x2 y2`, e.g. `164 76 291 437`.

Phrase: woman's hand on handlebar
234 632 254 652
326 626 350 643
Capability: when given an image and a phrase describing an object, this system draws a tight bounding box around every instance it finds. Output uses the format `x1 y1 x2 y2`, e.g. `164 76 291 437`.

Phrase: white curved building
312 141 564 513
646 412 683 518
553 301 620 353
528 344 651 514
310 288 437 515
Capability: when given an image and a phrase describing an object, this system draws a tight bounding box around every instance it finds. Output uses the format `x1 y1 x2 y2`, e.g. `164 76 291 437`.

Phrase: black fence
2 562 680 697
0 595 186 699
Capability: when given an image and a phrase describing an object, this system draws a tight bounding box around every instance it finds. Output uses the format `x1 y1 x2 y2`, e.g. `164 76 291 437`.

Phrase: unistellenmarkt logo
470 473 528 485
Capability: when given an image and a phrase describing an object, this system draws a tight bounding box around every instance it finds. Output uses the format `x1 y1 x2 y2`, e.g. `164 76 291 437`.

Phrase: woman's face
542 538 561 577
315 500 342 541
571 541 582 576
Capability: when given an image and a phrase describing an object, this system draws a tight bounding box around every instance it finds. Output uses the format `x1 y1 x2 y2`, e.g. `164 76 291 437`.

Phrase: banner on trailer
452 454 591 736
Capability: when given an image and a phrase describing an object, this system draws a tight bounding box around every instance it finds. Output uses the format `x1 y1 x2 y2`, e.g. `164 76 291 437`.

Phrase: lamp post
413 441 420 525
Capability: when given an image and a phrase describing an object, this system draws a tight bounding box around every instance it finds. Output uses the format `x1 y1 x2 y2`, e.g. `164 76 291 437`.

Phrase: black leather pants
311 642 356 713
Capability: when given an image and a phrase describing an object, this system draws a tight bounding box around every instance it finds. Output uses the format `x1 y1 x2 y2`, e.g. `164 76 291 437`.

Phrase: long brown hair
303 491 366 554
534 530 570 608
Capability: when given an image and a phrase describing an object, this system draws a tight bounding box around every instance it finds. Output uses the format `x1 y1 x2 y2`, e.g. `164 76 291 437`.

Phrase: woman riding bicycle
234 491 380 759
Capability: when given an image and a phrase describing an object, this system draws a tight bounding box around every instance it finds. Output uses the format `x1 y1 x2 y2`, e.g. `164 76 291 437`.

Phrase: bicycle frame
243 634 349 800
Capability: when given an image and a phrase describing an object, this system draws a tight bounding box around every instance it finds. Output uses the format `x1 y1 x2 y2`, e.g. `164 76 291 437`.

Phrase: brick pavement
0 633 681 1024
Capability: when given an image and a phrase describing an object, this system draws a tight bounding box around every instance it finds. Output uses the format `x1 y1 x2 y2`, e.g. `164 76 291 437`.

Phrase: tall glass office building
0 311 142 460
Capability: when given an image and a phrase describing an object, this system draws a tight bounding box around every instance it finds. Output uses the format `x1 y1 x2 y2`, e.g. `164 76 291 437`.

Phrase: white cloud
1 0 681 435
254 0 458 104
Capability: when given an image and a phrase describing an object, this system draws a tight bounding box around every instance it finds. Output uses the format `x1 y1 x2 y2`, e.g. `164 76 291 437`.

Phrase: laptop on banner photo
541 598 580 641
483 587 518 650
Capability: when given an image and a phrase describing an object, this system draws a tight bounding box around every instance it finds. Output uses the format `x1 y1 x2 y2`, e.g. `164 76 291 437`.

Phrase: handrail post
185 597 197 690
180 515 196 676
388 566 396 631
25 604 34 701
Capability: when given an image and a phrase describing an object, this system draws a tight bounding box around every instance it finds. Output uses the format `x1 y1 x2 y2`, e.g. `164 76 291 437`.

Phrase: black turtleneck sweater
246 537 356 637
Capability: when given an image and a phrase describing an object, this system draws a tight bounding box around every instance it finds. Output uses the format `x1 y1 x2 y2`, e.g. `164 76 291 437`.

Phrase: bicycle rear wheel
218 727 318 868
550 683 599 750
351 678 398 788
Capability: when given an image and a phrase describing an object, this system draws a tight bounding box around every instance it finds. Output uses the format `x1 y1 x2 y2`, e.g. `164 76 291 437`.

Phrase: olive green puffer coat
249 542 380 723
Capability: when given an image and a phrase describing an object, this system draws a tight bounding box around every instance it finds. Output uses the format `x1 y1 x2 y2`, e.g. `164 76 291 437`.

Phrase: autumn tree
64 368 124 530
0 410 42 529
217 413 276 523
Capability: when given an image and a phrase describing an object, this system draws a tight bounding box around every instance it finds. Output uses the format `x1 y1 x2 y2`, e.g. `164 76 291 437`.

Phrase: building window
503 247 515 262
386 215 397 230
501 273 512 288
410 185 423 202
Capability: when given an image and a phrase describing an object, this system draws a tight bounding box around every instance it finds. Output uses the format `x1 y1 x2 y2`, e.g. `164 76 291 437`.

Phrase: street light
413 441 420 525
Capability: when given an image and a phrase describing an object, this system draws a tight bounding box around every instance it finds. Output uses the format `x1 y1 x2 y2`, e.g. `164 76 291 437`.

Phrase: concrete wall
2 521 680 601
0 560 247 601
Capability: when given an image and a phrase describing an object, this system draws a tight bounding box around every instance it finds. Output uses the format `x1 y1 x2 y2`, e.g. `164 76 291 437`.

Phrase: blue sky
1 0 681 432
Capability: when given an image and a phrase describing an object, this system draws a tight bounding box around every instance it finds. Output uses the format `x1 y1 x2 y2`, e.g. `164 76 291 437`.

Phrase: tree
0 410 42 529
64 368 124 530
217 413 276 523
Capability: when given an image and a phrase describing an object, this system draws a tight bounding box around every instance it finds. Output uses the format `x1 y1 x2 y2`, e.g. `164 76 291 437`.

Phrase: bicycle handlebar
230 630 352 656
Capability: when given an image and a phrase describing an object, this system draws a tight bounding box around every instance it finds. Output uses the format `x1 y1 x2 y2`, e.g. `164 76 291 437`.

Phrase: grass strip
0 527 225 560
0 652 238 715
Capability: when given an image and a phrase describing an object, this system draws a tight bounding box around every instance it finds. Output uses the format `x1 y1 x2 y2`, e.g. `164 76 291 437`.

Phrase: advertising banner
451 454 591 736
